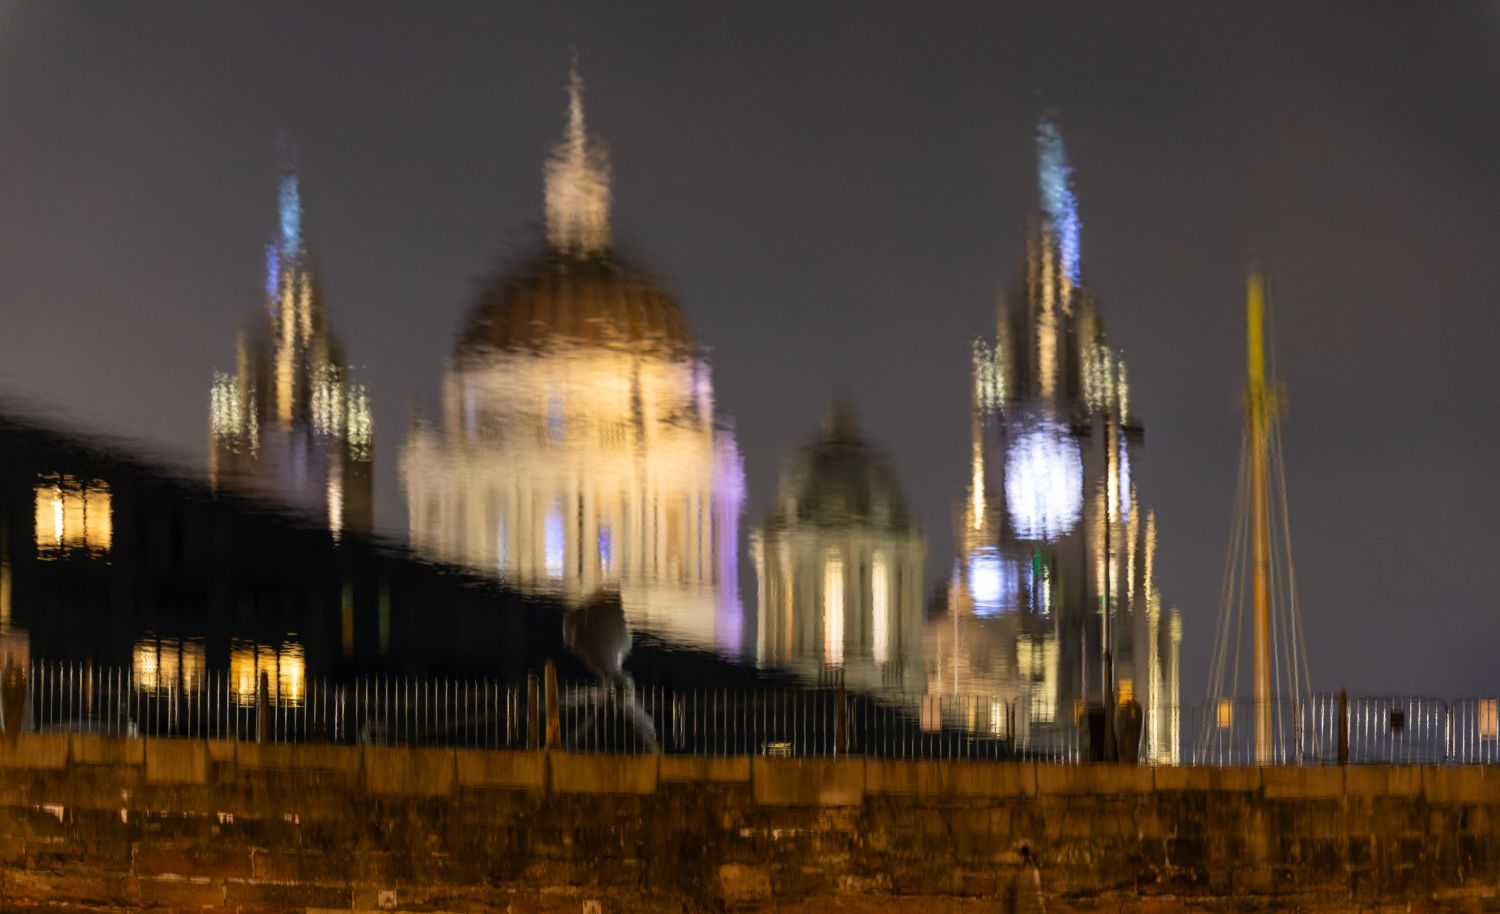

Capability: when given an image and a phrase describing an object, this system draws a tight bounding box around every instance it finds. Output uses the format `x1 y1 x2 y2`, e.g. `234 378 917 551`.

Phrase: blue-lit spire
278 171 303 255
1036 117 1081 286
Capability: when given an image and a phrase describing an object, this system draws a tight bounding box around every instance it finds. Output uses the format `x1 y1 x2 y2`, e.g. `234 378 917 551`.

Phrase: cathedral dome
455 63 695 360
456 252 693 358
770 404 913 530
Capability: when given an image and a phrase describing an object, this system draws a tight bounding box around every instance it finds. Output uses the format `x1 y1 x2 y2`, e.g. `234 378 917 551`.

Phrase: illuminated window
871 553 890 665
229 639 304 708
133 638 205 693
822 552 844 666
1216 698 1234 730
599 525 614 573
1018 636 1057 723
544 502 565 578
133 640 161 692
920 694 942 733
34 474 111 558
1117 678 1134 706
1479 699 1498 741
989 700 1008 738
278 643 305 708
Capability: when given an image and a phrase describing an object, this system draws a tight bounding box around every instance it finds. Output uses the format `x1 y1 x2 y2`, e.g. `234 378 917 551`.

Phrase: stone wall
0 732 1496 912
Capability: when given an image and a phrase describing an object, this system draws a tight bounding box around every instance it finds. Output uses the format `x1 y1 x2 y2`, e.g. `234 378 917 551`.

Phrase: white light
967 547 1024 617
823 553 844 666
544 502 565 578
871 553 889 664
1004 420 1083 541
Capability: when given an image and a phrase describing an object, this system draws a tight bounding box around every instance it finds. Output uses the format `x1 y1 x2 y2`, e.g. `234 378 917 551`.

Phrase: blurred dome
769 403 913 530
456 252 693 358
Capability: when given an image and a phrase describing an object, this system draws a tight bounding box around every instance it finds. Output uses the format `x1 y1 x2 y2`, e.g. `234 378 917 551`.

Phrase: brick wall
0 733 1496 912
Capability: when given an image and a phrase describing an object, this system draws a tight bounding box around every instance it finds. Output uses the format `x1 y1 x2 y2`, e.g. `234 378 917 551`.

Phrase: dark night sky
1 2 1497 701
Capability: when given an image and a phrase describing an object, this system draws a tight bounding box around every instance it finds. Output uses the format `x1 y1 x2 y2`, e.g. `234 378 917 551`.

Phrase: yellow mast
1246 274 1274 765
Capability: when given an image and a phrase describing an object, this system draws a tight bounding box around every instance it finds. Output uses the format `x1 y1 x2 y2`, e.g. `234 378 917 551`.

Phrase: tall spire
544 53 612 256
1036 116 1081 287
274 136 303 257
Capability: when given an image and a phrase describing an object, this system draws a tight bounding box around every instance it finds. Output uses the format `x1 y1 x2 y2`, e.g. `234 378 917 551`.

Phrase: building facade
402 66 745 655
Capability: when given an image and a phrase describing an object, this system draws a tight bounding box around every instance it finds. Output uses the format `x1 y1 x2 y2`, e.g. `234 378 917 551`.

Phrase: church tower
927 118 1181 762
209 150 373 537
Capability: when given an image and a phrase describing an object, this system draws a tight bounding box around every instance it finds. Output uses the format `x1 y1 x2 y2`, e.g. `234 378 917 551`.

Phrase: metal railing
1194 695 1500 765
8 661 1500 764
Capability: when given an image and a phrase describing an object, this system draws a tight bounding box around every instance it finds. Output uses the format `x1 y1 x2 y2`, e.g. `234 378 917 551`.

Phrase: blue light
278 173 302 254
598 525 613 571
264 243 280 309
544 502 565 577
1037 119 1081 286
1004 418 1084 541
968 547 1024 617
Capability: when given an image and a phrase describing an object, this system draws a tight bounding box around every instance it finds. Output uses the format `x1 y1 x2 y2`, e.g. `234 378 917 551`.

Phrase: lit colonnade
209 158 373 539
927 118 1181 762
751 406 926 695
402 64 746 654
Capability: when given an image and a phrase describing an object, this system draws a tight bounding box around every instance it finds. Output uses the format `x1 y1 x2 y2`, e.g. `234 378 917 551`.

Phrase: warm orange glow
230 640 304 708
33 474 111 558
822 552 844 666
133 638 205 693
1480 699 1499 741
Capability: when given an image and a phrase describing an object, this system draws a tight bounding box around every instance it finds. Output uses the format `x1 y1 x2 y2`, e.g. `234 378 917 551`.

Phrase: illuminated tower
401 61 745 654
928 117 1181 762
751 404 926 693
209 154 374 537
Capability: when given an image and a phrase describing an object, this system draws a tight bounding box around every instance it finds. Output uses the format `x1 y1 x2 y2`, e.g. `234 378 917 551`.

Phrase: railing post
1445 702 1454 764
544 661 560 750
833 684 846 758
0 658 25 740
1337 689 1349 765
526 673 539 751
256 671 270 745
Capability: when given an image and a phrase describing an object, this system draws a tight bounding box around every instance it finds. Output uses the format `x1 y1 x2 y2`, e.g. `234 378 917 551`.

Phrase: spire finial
1036 115 1080 286
274 134 303 256
545 52 612 256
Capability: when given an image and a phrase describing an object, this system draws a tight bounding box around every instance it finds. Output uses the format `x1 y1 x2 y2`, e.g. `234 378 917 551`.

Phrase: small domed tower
751 403 926 693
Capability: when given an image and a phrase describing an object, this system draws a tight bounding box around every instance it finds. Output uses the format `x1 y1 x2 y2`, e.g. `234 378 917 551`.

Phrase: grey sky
1 1 1497 700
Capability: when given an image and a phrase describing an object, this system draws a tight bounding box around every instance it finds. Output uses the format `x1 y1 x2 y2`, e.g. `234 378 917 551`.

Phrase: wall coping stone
144 740 209 785
237 742 361 776
362 746 455 797
1262 765 1343 799
550 752 659 794
1037 764 1153 794
0 733 68 769
1153 766 1261 792
659 755 751 783
455 748 546 791
68 733 142 767
0 734 1496 806
752 758 865 806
